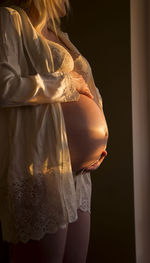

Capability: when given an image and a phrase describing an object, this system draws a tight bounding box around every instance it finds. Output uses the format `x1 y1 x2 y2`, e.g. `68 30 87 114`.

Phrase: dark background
64 0 136 262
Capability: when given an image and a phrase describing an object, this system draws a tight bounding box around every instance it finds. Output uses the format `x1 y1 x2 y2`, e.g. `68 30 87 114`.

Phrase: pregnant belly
61 94 109 171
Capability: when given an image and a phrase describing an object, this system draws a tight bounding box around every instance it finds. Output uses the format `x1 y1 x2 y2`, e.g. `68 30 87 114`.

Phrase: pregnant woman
0 0 108 262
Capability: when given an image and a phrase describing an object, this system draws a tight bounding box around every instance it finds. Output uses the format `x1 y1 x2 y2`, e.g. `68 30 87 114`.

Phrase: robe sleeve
0 7 80 108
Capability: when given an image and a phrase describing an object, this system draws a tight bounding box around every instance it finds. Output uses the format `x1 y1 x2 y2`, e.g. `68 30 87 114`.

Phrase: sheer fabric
0 6 103 244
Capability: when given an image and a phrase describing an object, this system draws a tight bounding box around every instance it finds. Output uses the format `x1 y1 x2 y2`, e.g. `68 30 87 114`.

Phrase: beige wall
130 0 150 262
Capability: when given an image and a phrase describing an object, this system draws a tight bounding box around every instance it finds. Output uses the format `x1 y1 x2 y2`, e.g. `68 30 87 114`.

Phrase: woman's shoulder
0 5 23 30
0 5 21 17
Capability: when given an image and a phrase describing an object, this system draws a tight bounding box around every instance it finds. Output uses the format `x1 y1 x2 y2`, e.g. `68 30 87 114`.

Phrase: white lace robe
0 6 103 244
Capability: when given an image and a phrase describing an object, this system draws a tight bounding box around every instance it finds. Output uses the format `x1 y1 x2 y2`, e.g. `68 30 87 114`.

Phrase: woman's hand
74 150 108 175
69 71 94 99
85 150 108 171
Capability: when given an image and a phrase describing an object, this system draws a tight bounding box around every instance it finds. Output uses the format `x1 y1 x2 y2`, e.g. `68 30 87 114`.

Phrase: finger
86 92 94 99
96 156 105 166
101 150 107 158
85 88 94 99
88 151 107 171
83 93 93 99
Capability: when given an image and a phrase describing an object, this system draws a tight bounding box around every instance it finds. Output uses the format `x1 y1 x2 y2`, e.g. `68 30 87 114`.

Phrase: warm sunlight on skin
61 94 109 171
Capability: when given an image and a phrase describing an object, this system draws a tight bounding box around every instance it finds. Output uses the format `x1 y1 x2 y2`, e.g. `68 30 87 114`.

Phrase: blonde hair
0 0 70 33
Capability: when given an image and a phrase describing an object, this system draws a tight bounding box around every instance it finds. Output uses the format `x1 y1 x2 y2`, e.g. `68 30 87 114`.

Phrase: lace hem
1 203 91 244
78 202 91 214
0 168 91 245
2 214 77 244
0 176 91 244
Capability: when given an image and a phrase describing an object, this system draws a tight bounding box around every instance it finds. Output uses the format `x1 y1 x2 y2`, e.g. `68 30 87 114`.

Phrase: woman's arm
0 7 80 108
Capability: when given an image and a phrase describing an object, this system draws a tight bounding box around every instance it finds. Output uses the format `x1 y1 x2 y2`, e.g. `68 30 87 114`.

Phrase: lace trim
2 207 90 244
2 208 90 244
0 171 91 244
78 202 91 214
64 73 80 102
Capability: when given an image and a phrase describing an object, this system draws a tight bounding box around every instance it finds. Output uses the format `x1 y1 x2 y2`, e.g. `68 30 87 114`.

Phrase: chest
42 27 79 61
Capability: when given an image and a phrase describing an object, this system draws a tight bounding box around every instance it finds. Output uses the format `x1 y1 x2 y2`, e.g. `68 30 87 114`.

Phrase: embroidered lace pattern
0 170 91 244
